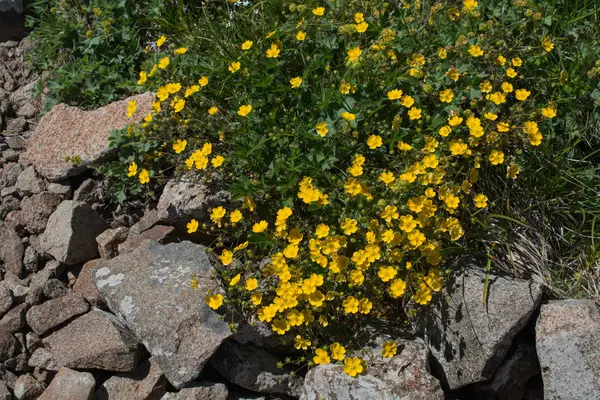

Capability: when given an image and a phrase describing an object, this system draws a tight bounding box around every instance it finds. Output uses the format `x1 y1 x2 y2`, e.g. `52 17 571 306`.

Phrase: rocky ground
1 34 600 400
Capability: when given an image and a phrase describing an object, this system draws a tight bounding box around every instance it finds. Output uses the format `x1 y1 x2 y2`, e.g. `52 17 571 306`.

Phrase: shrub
104 0 595 374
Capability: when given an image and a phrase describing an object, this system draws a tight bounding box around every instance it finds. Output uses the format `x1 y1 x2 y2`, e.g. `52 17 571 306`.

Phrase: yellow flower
397 141 412 151
480 80 493 93
315 121 328 137
228 61 241 73
446 68 460 81
229 273 240 286
210 206 226 225
341 218 358 235
315 224 330 238
463 0 478 10
415 288 432 305
185 85 200 98
172 98 185 113
253 220 268 233
343 357 364 377
379 171 395 186
474 194 488 208
211 156 224 167
238 104 252 117
367 135 383 149
496 55 506 66
158 57 170 69
199 76 209 86
156 35 166 47
389 278 406 298
515 89 531 101
294 336 311 350
355 22 368 33
241 40 253 50
489 149 505 165
378 266 397 282
382 341 397 358
330 343 346 361
290 77 303 88
507 163 521 179
251 292 262 305
484 112 498 121
343 296 359 313
439 89 454 103
221 250 234 266
230 210 243 224
497 122 510 132
187 219 199 233
506 68 517 78
173 139 187 154
174 47 187 55
438 47 447 59
501 82 513 93
542 36 554 52
387 89 403 100
313 348 330 365
127 161 138 177
468 44 484 57
408 230 426 247
312 7 325 16
541 106 556 118
208 106 218 115
296 31 306 41
137 71 147 85
245 278 258 291
439 125 452 137
341 112 356 121
400 95 415 108
283 244 299 259
266 43 281 58
139 169 150 184
347 47 362 63
205 294 223 310
157 87 169 102
126 100 137 118
407 107 422 120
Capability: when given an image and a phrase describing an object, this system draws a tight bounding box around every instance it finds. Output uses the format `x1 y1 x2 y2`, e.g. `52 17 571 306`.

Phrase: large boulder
96 358 167 400
40 200 109 265
300 338 443 400
536 299 600 400
41 309 142 371
38 367 96 400
94 240 231 388
26 291 90 336
414 264 542 389
20 92 154 181
211 340 302 397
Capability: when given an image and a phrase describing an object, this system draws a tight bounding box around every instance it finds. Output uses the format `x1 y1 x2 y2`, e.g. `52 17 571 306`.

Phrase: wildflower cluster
116 0 557 376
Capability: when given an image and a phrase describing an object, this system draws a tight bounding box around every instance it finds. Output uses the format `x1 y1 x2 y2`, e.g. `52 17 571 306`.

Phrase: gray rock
42 278 68 299
13 373 45 400
3 209 24 235
22 246 39 273
96 358 167 400
38 367 95 400
232 320 295 354
42 309 142 371
211 340 302 397
40 200 109 265
117 225 176 255
96 227 129 260
0 380 10 400
25 265 58 305
0 328 19 362
129 209 162 236
47 180 71 198
15 166 45 196
73 259 104 306
27 348 59 371
0 284 13 318
4 352 31 372
0 194 20 219
300 338 443 400
2 149 19 162
414 265 542 389
0 303 27 332
20 191 61 234
161 382 228 400
5 116 27 134
25 332 41 353
94 240 231 388
0 186 16 197
26 291 90 336
15 103 36 119
0 225 24 277
5 136 25 150
536 299 600 400
73 178 101 204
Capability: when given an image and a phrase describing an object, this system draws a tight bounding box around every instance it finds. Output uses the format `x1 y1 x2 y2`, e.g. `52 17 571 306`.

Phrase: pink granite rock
21 92 154 181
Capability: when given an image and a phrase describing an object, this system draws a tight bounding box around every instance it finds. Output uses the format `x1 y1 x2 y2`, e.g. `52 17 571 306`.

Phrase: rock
156 177 230 233
96 227 129 260
5 116 27 134
4 353 30 372
5 136 25 151
13 373 45 400
414 265 543 389
40 200 109 265
212 340 302 396
20 191 61 234
161 383 228 400
129 209 162 236
38 367 95 400
42 309 142 371
20 92 155 181
0 186 17 197
117 225 176 255
27 348 59 371
300 338 443 400
94 240 231 388
0 381 10 400
96 358 167 400
42 278 68 299
14 166 45 196
25 332 41 353
22 246 39 273
26 291 90 336
472 341 540 400
73 178 102 204
73 259 104 306
232 320 295 355
47 180 71 198
0 284 13 318
0 328 19 362
25 264 60 305
15 103 36 119
3 209 24 235
8 81 35 112
2 149 19 162
0 303 27 332
536 299 600 400
0 225 24 277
